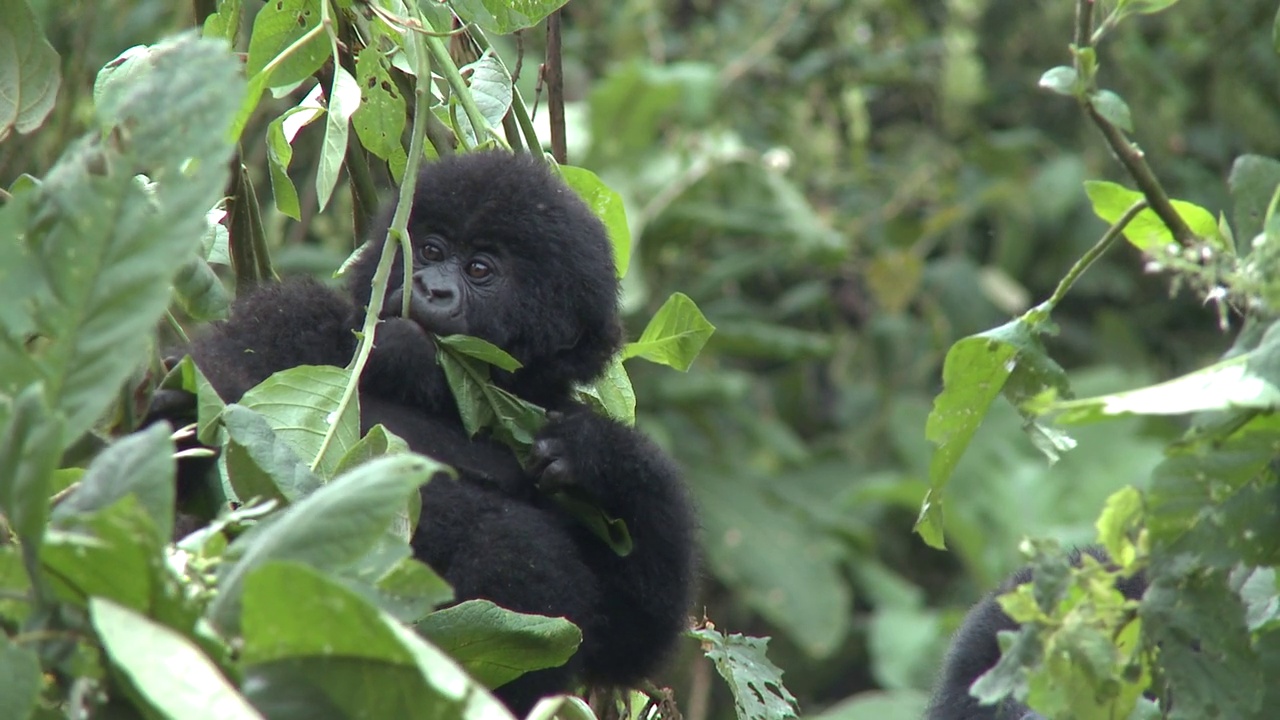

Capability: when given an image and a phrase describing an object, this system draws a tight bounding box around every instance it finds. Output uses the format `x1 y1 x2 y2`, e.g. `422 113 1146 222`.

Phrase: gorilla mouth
382 287 468 337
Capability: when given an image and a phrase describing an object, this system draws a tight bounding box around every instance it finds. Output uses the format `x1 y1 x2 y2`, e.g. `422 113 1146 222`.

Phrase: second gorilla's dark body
926 546 1149 720
175 152 698 713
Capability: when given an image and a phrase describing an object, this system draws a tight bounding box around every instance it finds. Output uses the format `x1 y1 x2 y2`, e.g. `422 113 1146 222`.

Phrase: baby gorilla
164 151 698 713
926 546 1149 720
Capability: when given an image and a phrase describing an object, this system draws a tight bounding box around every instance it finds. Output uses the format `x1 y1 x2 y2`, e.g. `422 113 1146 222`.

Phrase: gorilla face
383 232 512 340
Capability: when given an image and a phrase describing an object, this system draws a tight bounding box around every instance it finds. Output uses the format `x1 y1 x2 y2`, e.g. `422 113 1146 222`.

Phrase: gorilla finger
537 458 573 492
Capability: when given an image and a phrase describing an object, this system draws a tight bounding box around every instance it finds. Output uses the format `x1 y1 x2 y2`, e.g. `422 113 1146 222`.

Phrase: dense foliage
4 0 1280 719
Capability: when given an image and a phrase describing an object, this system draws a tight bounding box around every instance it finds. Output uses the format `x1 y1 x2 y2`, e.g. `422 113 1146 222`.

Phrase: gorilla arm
530 409 699 687
179 279 358 403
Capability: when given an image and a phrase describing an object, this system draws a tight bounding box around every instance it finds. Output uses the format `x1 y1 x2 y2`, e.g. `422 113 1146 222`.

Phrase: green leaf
172 256 231 321
244 0 327 87
549 493 633 557
0 633 41 720
0 34 241 441
560 165 632 278
1037 66 1078 97
456 52 513 142
436 335 523 372
1049 322 1280 422
91 597 264 720
1090 90 1133 133
367 556 454 624
450 0 570 34
239 365 361 479
573 355 637 426
437 348 544 445
202 0 244 43
0 385 62 549
43 495 165 611
241 562 513 720
0 0 60 140
242 561 416 664
689 626 799 720
317 64 361 212
221 404 324 505
622 292 716 370
352 45 408 178
1228 154 1280 249
51 423 176 544
208 453 437 631
332 423 411 478
265 108 306 220
416 599 581 688
1119 0 1181 18
1083 180 1219 251
917 325 1019 548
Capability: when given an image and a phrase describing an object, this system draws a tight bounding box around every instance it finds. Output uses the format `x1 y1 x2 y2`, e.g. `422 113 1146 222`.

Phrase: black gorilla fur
164 152 699 714
925 545 1149 720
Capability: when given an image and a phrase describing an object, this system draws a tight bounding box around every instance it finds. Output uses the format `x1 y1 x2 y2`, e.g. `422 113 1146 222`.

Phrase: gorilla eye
418 243 445 263
465 259 492 279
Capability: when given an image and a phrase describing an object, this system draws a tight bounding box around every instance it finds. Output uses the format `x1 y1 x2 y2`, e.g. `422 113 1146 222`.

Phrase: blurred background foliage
5 1 1277 718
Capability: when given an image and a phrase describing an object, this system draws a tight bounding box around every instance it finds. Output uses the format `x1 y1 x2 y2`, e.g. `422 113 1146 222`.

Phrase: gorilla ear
552 315 624 387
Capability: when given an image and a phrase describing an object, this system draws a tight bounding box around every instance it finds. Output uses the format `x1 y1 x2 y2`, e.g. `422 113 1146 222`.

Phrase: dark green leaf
0 633 41 720
416 599 581 688
173 255 231 321
244 0 327 87
0 385 62 548
0 0 60 140
1228 154 1280 249
221 404 323 505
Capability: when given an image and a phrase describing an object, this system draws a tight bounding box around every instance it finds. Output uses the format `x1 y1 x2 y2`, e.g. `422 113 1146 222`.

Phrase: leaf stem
1071 0 1194 245
1042 199 1147 312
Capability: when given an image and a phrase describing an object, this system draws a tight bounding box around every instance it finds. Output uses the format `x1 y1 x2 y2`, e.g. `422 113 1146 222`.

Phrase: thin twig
546 10 567 164
1042 199 1147 312
1072 0 1194 245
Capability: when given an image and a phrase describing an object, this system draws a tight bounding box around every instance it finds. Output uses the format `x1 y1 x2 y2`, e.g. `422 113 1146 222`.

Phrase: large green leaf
0 34 242 440
51 422 175 544
241 562 513 720
450 0 570 34
0 0 60 141
416 599 581 688
239 365 361 479
208 454 438 631
91 598 263 720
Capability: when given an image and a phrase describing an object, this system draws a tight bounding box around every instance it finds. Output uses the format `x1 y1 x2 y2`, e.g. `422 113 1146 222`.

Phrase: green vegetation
2 1 1280 719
